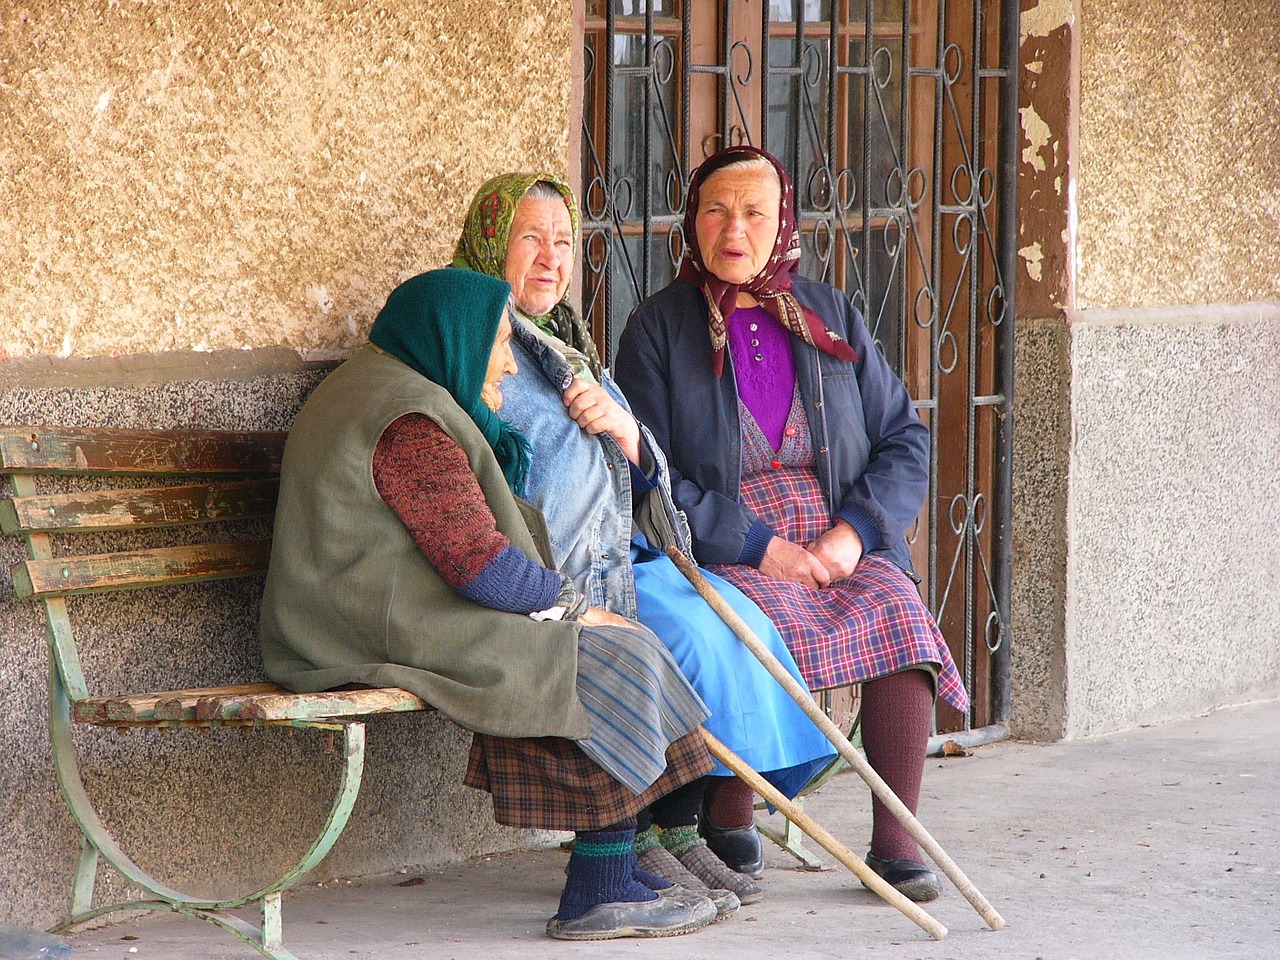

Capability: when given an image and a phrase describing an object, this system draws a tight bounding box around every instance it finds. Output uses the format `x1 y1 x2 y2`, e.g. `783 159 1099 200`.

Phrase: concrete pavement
63 696 1280 960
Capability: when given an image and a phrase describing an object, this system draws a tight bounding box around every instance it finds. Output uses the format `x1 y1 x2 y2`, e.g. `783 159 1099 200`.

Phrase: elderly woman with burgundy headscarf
615 146 970 903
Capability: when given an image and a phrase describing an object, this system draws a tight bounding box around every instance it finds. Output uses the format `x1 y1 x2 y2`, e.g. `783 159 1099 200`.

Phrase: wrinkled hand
563 379 641 464
578 605 633 629
806 521 864 582
759 536 832 589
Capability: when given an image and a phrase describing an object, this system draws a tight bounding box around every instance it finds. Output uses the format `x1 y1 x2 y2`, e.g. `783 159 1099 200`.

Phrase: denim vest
499 318 692 617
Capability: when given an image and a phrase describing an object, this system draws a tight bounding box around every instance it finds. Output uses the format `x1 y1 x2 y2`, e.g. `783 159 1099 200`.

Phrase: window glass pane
847 38 903 210
604 234 678 361
608 0 674 15
769 0 831 22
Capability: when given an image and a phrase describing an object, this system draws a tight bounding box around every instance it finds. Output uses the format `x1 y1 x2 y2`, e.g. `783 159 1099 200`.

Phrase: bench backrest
1 425 286 703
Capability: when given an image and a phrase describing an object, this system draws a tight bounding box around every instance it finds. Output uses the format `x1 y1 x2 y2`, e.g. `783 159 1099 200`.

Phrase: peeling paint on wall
1019 242 1045 281
1020 104 1054 173
0 1 574 358
1017 0 1076 315
1021 0 1074 39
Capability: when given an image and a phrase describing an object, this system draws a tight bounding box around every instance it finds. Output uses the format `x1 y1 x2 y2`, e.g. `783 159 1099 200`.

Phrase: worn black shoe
863 852 943 903
700 820 765 878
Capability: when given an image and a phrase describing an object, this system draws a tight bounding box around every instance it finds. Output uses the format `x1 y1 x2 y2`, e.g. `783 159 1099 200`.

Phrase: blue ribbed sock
557 828 657 922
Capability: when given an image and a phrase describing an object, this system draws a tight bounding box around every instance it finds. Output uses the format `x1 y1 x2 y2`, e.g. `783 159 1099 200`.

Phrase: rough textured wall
0 0 573 358
1077 1 1280 308
1064 305 1280 736
1009 317 1069 741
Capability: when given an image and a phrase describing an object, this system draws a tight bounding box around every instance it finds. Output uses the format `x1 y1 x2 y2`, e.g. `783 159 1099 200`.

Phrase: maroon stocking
703 775 756 828
859 668 934 862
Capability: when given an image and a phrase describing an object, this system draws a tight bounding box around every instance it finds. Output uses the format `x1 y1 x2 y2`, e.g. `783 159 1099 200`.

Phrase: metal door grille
581 0 1016 734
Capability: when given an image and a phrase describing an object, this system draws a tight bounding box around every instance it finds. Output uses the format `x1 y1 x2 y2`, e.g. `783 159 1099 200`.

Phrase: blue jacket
498 316 693 617
614 274 929 576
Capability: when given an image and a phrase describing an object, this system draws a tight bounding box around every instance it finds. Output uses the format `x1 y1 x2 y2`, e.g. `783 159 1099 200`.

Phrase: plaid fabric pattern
463 729 713 831
713 401 969 711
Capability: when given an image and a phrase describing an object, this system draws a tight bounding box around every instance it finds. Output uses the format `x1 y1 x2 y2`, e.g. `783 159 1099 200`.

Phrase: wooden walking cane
666 548 1006 932
699 728 948 941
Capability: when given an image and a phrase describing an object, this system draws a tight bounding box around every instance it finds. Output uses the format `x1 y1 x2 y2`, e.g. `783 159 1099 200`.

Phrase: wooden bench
1 425 430 960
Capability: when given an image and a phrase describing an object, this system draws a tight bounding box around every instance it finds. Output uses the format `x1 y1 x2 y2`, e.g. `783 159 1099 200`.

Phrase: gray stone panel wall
0 351 547 927
1010 316 1071 741
1063 304 1280 737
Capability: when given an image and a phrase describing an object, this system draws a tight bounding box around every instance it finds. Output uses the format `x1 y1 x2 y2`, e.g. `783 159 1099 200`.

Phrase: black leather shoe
863 852 942 903
700 821 765 878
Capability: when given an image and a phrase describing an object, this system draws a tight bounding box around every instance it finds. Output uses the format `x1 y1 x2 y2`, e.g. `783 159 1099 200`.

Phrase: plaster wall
1063 304 1280 736
1076 0 1280 309
0 0 573 358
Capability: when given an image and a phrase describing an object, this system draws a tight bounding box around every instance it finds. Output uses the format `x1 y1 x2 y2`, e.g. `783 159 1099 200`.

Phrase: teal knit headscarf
368 269 531 496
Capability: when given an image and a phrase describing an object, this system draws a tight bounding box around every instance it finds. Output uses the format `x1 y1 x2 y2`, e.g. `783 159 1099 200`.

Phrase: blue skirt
631 537 836 799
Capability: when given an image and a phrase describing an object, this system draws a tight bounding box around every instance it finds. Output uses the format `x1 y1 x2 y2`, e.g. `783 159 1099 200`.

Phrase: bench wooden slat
11 540 271 598
70 683 430 726
0 478 280 535
0 426 285 476
72 683 284 725
198 686 430 723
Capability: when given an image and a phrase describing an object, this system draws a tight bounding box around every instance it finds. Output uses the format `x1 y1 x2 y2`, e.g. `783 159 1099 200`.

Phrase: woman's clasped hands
761 520 864 589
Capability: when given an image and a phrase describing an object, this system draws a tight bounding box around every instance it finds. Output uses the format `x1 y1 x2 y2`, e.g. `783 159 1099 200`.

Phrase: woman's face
480 313 518 412
693 166 782 285
503 196 574 317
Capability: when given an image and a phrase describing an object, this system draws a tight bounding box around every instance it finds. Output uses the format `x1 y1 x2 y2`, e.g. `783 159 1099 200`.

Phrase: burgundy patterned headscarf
678 145 858 377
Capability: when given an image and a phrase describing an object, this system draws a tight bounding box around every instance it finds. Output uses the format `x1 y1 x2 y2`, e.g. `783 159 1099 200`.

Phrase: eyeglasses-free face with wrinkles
693 167 782 289
504 197 574 317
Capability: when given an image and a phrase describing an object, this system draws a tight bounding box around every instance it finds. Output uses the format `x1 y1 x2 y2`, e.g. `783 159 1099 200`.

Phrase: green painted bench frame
1 425 431 960
757 685 861 871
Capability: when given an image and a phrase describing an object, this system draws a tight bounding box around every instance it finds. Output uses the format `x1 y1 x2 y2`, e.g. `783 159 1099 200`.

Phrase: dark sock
557 826 656 922
633 861 674 891
648 776 706 829
704 776 755 828
860 669 933 862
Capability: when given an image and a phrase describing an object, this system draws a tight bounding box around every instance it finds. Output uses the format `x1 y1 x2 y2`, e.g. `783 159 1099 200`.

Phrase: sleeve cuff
835 505 884 553
737 518 777 568
628 459 657 493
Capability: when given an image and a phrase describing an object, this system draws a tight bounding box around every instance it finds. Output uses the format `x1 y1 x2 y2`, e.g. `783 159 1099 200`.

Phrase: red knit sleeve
372 413 510 588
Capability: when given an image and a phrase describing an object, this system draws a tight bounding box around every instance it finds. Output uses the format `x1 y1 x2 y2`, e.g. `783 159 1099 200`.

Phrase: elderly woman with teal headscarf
260 268 721 941
452 175 838 905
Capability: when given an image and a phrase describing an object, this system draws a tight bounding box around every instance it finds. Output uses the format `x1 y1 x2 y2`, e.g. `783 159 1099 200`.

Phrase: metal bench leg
758 800 831 871
49 667 367 960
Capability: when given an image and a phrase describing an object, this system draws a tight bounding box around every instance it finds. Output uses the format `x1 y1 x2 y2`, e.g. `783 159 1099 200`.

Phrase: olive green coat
260 346 590 740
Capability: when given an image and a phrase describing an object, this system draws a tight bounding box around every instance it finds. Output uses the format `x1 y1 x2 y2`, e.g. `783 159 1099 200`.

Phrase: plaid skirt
464 729 713 830
462 620 713 830
711 466 969 712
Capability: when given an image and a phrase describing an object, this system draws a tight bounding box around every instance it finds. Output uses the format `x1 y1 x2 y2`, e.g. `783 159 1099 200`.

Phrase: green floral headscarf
368 269 530 497
452 172 602 379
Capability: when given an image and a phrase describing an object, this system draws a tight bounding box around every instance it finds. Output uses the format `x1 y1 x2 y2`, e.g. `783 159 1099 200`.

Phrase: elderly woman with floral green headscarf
453 172 602 381
451 176 837 908
261 268 721 941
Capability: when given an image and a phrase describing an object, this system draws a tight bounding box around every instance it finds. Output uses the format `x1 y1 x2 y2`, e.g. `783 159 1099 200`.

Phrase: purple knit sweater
727 305 796 451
